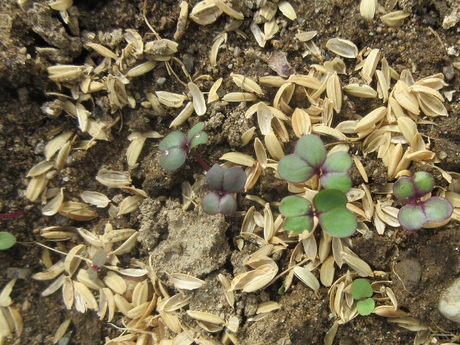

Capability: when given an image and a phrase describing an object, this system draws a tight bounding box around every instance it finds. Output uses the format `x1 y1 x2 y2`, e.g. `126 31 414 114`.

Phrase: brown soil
1 0 460 344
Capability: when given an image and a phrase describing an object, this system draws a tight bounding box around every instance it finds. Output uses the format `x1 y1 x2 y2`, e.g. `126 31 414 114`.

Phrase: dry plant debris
7 0 458 344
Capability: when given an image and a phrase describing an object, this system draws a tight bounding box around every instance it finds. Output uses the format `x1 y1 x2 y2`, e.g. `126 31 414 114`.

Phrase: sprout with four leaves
277 134 356 237
277 134 352 193
279 190 357 238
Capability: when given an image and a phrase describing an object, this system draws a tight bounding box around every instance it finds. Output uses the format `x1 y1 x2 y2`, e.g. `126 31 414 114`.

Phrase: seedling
279 190 357 237
277 135 356 237
202 164 246 215
277 134 352 193
351 278 375 316
393 171 453 231
159 123 247 215
0 231 17 250
159 122 209 171
87 248 108 280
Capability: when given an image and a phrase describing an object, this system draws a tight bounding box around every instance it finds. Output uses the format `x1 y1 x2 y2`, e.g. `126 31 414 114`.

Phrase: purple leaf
393 176 417 203
202 192 237 215
398 204 427 231
424 197 453 224
206 164 246 193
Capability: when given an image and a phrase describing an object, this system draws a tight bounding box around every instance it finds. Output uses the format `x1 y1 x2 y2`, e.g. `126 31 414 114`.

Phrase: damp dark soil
1 0 460 344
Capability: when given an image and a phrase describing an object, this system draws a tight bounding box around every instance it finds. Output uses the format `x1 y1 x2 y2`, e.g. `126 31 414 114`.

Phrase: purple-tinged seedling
202 164 247 215
393 171 453 231
159 123 247 215
87 248 108 280
159 122 209 171
277 134 352 193
279 189 357 237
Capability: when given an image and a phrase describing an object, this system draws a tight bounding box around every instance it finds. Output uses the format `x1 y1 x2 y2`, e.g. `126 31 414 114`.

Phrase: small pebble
156 77 166 86
443 65 455 81
439 277 460 323
394 259 422 291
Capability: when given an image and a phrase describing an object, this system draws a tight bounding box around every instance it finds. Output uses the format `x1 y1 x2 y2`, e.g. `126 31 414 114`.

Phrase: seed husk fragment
170 273 205 290
42 188 64 216
125 60 157 77
278 1 297 20
360 0 376 20
76 269 104 290
354 106 387 132
113 294 132 316
215 0 244 20
155 91 187 108
381 10 410 26
293 266 320 292
190 0 223 26
96 169 132 188
49 0 73 11
343 83 377 98
327 72 342 113
27 160 53 177
362 49 381 84
103 271 127 295
295 30 317 42
250 22 265 48
188 81 206 116
231 73 264 95
80 191 110 208
326 38 358 59
208 77 223 103
44 131 73 161
222 92 258 102
187 310 225 325
58 201 98 221
74 281 98 311
64 244 85 277
117 195 144 216
163 293 192 312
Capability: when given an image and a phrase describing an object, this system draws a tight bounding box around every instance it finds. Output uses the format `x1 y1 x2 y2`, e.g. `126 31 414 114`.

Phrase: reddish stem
190 149 210 171
0 210 24 220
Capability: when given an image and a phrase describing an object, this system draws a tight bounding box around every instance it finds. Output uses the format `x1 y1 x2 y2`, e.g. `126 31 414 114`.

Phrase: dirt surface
1 0 460 344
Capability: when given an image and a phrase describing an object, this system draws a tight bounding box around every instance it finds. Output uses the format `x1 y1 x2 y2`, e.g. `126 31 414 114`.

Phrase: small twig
143 0 161 40
0 210 24 220
428 27 444 47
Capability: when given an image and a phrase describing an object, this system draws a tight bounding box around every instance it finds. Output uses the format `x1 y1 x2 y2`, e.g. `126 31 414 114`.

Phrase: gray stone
438 277 460 323
394 259 422 292
148 205 230 281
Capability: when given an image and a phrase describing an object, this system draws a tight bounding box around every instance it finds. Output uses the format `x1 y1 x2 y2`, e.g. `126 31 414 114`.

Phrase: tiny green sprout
202 164 247 215
0 231 17 250
277 134 352 193
279 190 357 237
278 280 286 295
351 278 375 316
159 122 208 171
393 171 453 231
